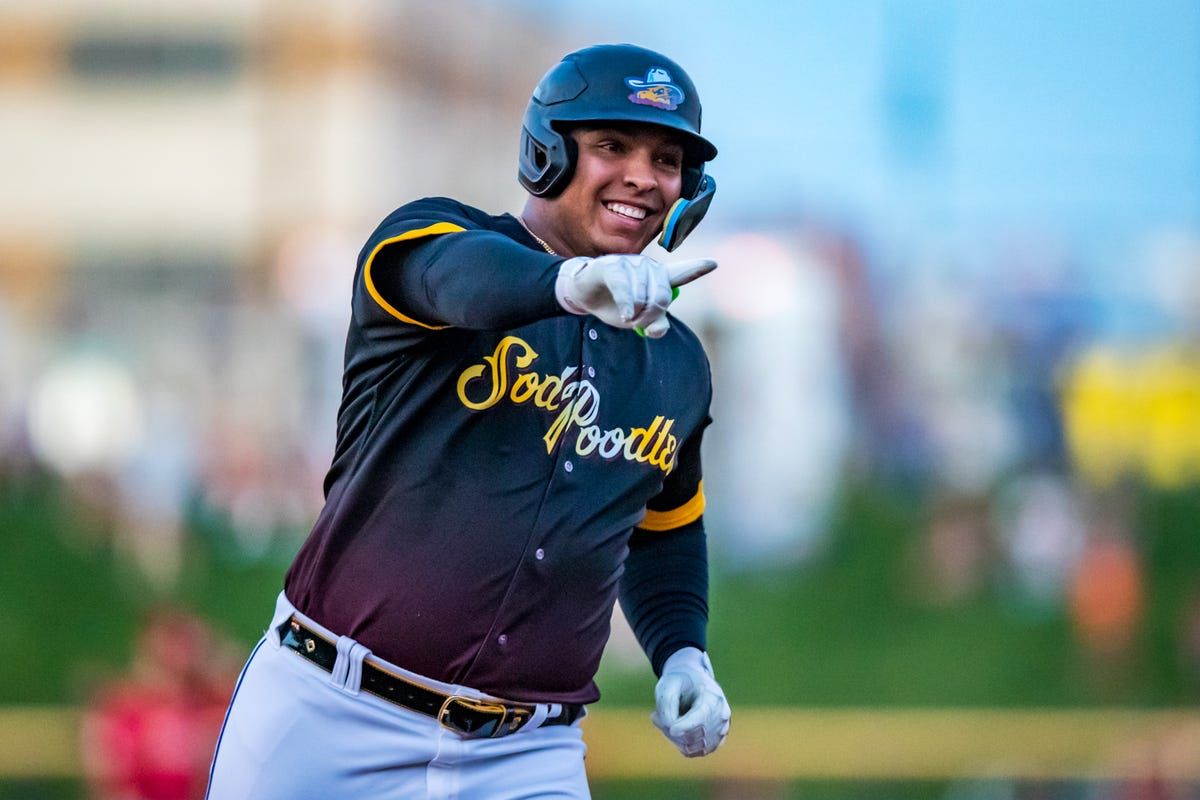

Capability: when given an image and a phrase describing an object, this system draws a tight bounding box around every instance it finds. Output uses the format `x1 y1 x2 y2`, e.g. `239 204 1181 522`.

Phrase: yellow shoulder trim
362 221 467 329
639 481 705 532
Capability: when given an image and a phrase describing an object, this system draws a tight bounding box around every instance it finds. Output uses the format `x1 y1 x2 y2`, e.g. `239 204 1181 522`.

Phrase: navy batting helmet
519 44 718 251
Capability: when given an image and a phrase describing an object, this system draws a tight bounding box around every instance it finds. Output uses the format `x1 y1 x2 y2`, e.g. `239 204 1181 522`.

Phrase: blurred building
0 0 570 564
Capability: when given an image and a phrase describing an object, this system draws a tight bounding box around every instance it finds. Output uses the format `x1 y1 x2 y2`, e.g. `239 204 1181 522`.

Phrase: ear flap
518 123 576 197
659 175 716 252
681 164 704 200
523 131 551 176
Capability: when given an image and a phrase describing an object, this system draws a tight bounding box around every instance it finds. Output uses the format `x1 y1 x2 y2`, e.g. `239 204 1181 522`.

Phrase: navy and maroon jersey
285 197 710 704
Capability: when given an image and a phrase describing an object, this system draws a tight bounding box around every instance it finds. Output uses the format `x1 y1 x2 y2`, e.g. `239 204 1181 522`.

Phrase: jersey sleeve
637 413 710 533
354 197 564 332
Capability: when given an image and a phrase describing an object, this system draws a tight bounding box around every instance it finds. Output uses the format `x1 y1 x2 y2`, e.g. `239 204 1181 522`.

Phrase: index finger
668 693 719 739
666 258 718 288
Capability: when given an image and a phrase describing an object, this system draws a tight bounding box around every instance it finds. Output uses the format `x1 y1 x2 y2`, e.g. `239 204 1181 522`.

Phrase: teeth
606 203 647 220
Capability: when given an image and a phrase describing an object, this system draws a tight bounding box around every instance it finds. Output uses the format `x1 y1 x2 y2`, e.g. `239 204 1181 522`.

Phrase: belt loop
266 622 283 650
331 636 370 695
267 592 296 649
524 703 551 731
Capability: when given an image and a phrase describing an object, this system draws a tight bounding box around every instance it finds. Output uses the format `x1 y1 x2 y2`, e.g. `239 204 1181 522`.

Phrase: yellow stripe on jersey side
639 482 705 531
362 221 467 329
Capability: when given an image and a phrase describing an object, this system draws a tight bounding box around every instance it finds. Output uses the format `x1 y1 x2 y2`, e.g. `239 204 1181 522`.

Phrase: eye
656 151 683 171
594 138 624 154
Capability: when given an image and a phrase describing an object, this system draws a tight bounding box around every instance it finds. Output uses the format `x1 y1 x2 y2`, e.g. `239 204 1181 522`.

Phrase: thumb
654 674 686 727
666 259 718 288
641 316 671 339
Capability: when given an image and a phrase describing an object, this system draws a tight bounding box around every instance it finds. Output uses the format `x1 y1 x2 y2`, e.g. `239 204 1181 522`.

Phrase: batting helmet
519 44 718 251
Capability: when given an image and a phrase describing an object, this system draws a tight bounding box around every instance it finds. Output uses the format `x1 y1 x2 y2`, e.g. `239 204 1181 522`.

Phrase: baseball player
207 43 729 799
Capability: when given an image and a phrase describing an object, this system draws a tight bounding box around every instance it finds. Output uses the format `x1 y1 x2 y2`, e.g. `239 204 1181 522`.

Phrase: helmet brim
550 111 718 164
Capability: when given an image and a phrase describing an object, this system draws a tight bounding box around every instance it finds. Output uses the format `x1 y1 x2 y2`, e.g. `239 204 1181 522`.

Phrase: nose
622 150 658 192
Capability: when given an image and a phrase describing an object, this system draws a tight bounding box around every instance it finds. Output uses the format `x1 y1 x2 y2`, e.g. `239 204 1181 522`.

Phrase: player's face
553 124 685 257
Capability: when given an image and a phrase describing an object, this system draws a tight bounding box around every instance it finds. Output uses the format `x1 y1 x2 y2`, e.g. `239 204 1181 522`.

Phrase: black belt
276 617 584 739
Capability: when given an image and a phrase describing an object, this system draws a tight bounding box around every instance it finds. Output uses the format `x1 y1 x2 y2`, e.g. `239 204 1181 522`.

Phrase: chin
593 231 652 256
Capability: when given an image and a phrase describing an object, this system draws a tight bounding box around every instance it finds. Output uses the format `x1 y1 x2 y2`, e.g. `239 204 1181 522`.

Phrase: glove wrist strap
555 257 591 316
662 646 711 677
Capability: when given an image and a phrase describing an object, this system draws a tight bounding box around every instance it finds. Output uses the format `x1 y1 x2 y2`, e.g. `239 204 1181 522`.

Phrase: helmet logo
625 67 684 111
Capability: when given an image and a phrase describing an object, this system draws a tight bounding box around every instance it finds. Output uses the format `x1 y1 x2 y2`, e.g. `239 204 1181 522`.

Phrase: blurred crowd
80 608 239 800
4 214 1200 675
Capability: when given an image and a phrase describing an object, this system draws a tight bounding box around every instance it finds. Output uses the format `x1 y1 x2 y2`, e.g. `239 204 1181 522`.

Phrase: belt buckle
437 695 530 739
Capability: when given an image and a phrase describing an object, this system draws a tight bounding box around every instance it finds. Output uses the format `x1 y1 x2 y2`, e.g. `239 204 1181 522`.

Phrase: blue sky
507 0 1200 242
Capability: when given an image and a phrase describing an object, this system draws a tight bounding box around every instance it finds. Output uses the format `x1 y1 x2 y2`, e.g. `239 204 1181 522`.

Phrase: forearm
619 520 709 676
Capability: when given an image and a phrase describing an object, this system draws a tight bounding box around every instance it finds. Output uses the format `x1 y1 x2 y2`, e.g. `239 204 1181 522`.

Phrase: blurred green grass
0 474 284 704
599 483 1200 709
588 781 961 799
3 474 1200 707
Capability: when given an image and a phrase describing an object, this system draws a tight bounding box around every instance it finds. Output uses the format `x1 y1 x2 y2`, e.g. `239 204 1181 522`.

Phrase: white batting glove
555 254 716 338
650 647 731 757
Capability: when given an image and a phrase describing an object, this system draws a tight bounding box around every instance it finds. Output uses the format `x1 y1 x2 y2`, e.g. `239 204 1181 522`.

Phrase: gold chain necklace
519 217 558 256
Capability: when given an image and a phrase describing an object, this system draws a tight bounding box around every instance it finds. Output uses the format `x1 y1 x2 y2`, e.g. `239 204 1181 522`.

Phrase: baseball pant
206 593 590 799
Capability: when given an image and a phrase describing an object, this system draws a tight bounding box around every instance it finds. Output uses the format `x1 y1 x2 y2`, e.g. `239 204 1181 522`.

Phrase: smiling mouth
605 202 649 221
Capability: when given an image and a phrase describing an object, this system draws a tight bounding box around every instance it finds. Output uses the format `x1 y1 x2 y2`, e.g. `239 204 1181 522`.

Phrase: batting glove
650 647 731 757
555 254 716 338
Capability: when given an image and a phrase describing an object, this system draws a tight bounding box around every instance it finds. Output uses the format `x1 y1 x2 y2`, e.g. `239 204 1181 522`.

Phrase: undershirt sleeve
619 519 709 676
370 229 566 330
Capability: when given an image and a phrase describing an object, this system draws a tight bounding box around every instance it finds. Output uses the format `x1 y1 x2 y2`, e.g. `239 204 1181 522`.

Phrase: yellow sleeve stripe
362 221 467 330
638 481 705 532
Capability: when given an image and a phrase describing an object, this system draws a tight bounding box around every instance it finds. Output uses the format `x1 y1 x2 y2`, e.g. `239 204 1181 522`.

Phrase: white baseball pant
206 593 590 799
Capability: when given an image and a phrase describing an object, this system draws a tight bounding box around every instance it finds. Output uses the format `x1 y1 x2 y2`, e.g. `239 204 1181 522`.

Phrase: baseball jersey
284 197 711 704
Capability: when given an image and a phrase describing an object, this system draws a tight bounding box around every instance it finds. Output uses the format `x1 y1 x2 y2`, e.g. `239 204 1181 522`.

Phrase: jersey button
587 366 596 378
497 634 508 646
564 460 574 473
588 328 598 341
535 548 545 560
